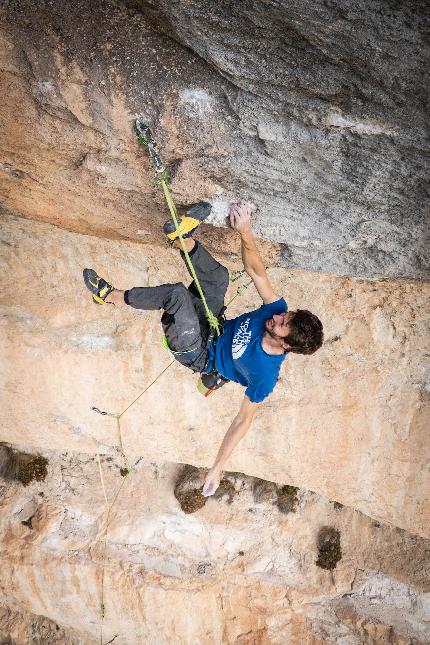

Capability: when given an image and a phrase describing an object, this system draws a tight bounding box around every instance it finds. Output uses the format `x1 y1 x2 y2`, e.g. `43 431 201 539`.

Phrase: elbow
235 397 260 431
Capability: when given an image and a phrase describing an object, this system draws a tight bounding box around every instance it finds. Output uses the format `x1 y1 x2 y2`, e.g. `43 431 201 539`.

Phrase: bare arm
229 202 280 305
202 395 260 496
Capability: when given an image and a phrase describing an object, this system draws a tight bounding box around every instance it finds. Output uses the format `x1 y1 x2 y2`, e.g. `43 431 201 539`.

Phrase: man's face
265 311 295 340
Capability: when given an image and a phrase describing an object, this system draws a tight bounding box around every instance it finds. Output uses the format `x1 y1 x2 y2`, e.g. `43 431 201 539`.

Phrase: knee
170 282 189 301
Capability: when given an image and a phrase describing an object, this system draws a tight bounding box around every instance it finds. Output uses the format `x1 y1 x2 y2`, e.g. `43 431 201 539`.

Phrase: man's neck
262 331 285 355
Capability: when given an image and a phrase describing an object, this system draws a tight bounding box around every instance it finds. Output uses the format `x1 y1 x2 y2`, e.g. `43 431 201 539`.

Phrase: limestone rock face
1 211 429 537
1 450 430 645
0 606 85 645
131 0 430 278
1 1 430 642
0 0 429 278
0 210 429 639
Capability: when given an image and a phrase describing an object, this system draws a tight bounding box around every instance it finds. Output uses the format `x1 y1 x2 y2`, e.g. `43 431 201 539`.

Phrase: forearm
203 395 259 497
240 228 266 277
230 202 277 303
212 415 252 473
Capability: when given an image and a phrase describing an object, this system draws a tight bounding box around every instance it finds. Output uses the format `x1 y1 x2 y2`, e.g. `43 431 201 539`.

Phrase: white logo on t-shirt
232 317 252 360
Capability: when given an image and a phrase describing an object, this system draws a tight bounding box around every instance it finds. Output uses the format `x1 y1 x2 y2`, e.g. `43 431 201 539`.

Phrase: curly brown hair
284 309 324 354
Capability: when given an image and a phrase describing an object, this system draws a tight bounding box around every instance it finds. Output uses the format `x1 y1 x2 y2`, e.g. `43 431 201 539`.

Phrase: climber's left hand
202 468 221 497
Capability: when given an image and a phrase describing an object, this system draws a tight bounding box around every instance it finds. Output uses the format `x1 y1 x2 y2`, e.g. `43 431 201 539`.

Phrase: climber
83 201 323 497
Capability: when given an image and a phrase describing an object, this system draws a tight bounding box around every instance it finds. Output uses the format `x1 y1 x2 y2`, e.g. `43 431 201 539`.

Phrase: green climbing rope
136 119 220 336
92 119 260 643
160 178 220 334
92 271 254 645
93 358 174 645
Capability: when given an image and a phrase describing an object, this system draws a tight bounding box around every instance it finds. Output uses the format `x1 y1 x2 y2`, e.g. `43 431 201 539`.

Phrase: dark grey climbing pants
124 241 229 372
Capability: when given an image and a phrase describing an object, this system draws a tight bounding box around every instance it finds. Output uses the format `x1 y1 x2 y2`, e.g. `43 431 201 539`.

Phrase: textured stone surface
133 0 430 279
1 211 429 538
0 449 429 645
1 1 430 641
0 0 429 278
0 605 86 645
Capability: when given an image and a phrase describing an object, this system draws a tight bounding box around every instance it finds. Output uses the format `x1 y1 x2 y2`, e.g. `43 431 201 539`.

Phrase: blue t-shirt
209 298 288 403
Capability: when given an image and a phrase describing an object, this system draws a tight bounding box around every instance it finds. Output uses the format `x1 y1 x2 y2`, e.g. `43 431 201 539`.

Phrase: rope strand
93 121 256 643
160 179 220 335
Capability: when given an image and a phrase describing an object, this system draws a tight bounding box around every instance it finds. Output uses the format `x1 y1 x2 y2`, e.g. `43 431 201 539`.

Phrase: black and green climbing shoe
163 201 212 241
83 269 114 305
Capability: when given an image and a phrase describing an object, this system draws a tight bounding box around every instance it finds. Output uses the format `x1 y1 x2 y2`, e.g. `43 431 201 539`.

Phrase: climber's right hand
229 201 254 235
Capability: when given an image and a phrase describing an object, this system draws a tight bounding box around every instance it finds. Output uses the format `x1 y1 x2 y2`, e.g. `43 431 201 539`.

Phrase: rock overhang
0 0 428 278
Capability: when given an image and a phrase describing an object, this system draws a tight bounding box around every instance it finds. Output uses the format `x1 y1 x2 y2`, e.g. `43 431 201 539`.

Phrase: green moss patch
276 484 299 514
176 488 207 514
174 465 208 514
213 479 236 504
316 526 342 570
16 455 48 486
252 478 277 504
0 445 48 487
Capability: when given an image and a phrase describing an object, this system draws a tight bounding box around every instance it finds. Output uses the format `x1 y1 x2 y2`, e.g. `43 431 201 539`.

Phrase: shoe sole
164 201 212 241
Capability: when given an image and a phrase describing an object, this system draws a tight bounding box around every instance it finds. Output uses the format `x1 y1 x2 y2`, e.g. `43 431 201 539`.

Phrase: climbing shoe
163 200 212 241
197 370 229 397
83 268 114 305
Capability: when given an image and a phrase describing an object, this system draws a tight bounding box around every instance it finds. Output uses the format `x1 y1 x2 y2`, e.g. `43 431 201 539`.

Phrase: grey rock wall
1 0 429 278
130 0 430 278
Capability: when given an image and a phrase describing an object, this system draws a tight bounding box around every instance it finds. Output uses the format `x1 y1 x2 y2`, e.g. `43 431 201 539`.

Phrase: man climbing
83 201 323 497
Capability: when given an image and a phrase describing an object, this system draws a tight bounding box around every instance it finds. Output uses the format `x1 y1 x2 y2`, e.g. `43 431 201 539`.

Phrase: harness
197 311 230 396
162 308 229 395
